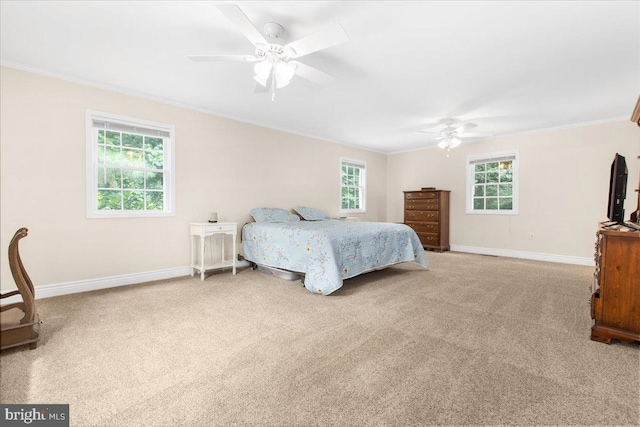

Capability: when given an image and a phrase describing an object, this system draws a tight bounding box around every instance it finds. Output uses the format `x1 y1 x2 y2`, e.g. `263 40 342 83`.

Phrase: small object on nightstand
208 212 218 223
190 222 237 281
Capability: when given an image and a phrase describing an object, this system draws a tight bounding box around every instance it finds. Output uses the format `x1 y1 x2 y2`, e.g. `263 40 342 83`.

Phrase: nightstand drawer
190 223 236 236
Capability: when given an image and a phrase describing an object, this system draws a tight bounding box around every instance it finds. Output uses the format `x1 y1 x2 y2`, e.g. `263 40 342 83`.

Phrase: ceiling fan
188 3 348 101
418 119 494 154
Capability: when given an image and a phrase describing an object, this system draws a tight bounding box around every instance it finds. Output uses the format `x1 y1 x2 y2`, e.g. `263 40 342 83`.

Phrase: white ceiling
1 1 639 153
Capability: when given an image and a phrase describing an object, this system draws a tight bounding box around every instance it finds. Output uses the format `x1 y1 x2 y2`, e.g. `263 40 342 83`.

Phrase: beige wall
2 66 638 293
0 67 387 291
387 121 640 258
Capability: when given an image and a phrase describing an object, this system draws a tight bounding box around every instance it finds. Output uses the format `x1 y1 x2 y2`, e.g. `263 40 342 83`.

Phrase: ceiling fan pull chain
271 73 276 101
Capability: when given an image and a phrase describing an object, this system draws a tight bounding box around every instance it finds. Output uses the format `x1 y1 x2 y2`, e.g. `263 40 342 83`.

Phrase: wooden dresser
591 224 640 344
403 188 450 252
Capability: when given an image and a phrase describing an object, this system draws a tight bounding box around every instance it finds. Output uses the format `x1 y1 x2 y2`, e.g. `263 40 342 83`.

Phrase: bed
242 210 429 295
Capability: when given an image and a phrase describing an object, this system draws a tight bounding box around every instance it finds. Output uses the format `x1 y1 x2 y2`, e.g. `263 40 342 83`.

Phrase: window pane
106 131 120 146
486 184 497 196
97 167 105 187
499 161 512 170
97 190 122 210
473 198 484 210
474 185 484 197
474 164 485 172
146 191 164 210
353 188 360 209
499 197 513 210
98 168 121 189
146 172 163 190
341 170 348 185
352 171 360 186
486 198 498 209
499 168 513 182
486 162 498 172
123 170 144 189
341 187 348 209
474 173 485 184
98 130 105 144
145 150 164 169
97 146 105 164
122 133 143 149
486 171 499 183
104 146 121 166
145 136 163 151
122 149 145 168
123 190 145 210
499 184 512 196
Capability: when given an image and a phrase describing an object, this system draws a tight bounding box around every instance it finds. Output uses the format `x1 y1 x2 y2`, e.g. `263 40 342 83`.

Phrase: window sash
87 110 175 218
340 159 366 213
466 151 518 215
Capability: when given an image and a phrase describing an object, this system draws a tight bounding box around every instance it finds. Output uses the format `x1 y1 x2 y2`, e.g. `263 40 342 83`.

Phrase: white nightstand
332 217 360 222
190 222 237 281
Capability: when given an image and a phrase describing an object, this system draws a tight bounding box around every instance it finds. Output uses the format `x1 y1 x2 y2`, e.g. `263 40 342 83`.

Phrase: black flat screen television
607 153 628 223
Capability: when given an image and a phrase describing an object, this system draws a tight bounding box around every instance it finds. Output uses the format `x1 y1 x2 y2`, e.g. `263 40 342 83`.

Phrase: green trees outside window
472 160 514 211
96 130 165 211
341 161 366 212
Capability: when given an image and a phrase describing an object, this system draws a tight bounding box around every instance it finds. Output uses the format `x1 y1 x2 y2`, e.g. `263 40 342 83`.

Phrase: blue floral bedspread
242 220 429 295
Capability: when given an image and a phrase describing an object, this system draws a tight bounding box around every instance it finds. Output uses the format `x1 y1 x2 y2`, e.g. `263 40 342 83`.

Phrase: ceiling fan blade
458 131 494 137
454 123 478 132
289 61 336 86
284 24 348 58
187 55 258 62
417 130 438 134
217 3 268 47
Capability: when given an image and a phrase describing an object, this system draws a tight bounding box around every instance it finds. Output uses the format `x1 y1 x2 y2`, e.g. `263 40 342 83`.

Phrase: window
86 110 175 218
467 151 519 214
340 159 366 213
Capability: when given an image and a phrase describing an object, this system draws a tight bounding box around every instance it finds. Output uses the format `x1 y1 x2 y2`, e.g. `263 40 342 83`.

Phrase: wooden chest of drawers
403 188 450 252
591 224 640 344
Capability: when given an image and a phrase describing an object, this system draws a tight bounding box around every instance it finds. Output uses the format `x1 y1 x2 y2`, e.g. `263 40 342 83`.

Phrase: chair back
7 228 36 324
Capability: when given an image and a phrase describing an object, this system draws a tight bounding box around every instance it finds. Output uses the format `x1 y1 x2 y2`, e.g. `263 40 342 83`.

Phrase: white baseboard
2 266 191 304
449 245 594 266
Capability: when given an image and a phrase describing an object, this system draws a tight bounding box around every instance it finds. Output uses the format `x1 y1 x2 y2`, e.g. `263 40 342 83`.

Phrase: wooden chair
1 228 40 351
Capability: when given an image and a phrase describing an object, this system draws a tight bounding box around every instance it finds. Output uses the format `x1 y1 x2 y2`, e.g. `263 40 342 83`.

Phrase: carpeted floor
1 252 638 426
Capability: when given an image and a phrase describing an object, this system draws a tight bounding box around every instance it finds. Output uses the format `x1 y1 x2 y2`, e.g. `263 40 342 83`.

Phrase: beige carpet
1 252 638 427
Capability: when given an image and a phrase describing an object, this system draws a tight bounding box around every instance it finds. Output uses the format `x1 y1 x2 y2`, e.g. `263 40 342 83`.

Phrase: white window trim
340 157 367 214
86 110 176 218
466 150 519 215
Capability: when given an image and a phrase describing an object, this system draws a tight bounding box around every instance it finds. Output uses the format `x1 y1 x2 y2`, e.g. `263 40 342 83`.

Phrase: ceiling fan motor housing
263 22 284 39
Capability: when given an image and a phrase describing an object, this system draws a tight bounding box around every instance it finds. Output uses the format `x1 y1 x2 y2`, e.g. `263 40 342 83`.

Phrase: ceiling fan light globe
275 78 290 89
254 60 273 80
253 75 268 87
450 137 462 148
274 62 296 82
437 141 448 149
